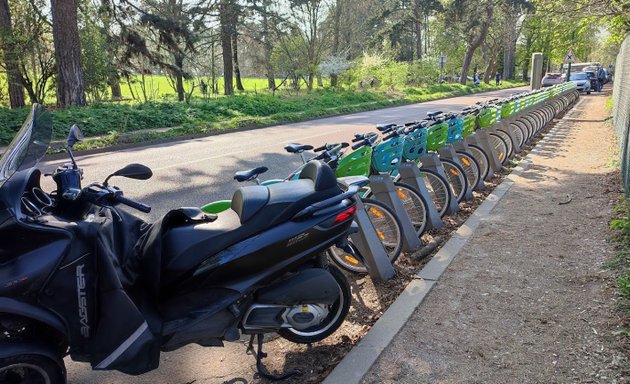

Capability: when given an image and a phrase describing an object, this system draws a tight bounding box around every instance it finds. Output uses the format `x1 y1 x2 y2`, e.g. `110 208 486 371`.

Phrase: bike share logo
76 265 90 338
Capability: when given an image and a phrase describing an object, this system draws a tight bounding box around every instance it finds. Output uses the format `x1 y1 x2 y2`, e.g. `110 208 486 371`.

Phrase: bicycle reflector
333 205 357 225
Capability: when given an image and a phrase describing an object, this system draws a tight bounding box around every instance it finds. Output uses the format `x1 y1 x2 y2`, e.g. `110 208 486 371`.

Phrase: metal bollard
348 198 396 282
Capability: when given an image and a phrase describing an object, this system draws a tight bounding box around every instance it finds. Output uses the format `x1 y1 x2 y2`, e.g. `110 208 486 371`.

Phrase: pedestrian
474 71 480 87
495 71 501 86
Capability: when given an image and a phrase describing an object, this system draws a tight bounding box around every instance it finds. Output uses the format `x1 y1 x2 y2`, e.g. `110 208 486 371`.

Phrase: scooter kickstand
246 334 302 381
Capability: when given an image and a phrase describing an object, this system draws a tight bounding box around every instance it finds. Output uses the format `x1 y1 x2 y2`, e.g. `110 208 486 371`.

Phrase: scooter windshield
0 104 52 189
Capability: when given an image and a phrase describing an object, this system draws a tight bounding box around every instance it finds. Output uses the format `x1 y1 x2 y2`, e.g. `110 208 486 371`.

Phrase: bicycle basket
446 117 464 143
335 145 372 177
403 127 428 160
372 136 404 173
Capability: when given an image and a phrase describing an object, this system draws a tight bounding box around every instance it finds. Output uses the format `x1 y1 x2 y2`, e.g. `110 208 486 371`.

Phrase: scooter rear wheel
0 354 65 384
278 265 351 344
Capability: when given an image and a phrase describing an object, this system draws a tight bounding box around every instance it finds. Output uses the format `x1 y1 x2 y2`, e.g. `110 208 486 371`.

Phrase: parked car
584 71 600 91
569 72 592 94
541 73 563 87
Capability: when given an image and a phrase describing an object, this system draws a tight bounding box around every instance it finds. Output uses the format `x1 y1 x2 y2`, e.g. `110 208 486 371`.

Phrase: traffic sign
564 49 576 63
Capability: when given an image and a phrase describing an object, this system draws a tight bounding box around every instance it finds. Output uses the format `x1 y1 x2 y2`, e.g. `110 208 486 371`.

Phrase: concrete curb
323 102 577 384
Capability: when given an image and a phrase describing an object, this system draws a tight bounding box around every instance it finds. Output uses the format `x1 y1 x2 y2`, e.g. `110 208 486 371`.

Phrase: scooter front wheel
0 354 66 384
278 265 351 344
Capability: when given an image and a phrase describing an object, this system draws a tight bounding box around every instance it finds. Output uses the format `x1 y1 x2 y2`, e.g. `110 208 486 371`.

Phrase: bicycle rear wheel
441 159 468 203
419 168 451 218
327 198 402 273
456 151 481 191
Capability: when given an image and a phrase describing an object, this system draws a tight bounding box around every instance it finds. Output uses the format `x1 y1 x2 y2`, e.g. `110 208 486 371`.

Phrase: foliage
80 18 113 102
608 199 630 340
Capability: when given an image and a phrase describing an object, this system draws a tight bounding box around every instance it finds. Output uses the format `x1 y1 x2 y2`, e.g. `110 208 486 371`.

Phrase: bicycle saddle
376 123 397 131
426 111 443 118
234 166 268 182
284 143 314 153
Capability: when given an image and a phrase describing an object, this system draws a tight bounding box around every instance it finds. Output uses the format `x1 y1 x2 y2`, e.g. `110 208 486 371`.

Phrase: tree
51 0 86 106
458 2 494 84
10 0 55 104
103 0 213 102
279 0 329 91
0 0 25 108
220 0 237 95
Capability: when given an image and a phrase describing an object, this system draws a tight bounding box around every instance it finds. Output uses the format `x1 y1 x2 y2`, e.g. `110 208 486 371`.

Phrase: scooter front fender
0 340 63 363
0 297 67 336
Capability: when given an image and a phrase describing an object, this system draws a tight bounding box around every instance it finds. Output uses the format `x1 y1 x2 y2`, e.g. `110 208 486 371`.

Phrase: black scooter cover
88 208 161 374
89 208 215 374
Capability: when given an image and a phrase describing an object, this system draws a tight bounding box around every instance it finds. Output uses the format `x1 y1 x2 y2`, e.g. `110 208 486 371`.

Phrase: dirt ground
362 90 628 383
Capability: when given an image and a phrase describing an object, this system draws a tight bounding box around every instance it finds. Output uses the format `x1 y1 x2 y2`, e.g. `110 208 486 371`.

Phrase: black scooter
0 105 361 383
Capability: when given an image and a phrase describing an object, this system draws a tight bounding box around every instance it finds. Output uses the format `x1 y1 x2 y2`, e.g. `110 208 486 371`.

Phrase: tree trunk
413 0 422 60
502 10 517 80
331 74 338 87
174 54 185 102
483 57 497 83
108 73 122 100
232 33 244 91
125 73 136 100
307 73 314 91
460 6 494 85
219 0 234 96
261 0 275 91
0 0 25 108
51 0 85 107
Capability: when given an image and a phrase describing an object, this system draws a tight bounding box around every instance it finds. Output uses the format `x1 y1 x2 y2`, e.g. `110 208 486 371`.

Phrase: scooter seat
162 161 341 279
284 144 314 153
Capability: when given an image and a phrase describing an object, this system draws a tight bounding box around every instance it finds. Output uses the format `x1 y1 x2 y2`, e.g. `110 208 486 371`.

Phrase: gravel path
362 90 628 383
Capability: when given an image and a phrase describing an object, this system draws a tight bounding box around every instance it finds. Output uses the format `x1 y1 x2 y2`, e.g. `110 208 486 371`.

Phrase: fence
613 34 630 196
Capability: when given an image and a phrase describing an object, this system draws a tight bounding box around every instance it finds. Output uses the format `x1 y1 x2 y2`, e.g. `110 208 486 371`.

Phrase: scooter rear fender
182 201 355 294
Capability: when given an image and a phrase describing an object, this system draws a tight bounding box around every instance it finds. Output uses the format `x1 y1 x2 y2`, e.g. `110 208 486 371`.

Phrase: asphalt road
51 86 528 383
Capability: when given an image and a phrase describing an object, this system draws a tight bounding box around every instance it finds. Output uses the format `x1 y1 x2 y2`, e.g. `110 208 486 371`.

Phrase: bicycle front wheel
420 168 451 218
456 151 481 192
495 129 514 159
489 133 509 165
468 144 490 180
441 159 468 203
393 182 428 236
327 198 403 273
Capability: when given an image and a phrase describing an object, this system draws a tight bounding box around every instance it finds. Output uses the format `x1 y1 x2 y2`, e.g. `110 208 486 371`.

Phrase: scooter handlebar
115 193 152 213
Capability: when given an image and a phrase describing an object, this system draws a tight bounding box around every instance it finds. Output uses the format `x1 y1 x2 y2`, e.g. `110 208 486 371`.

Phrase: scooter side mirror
105 163 153 186
67 125 84 148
